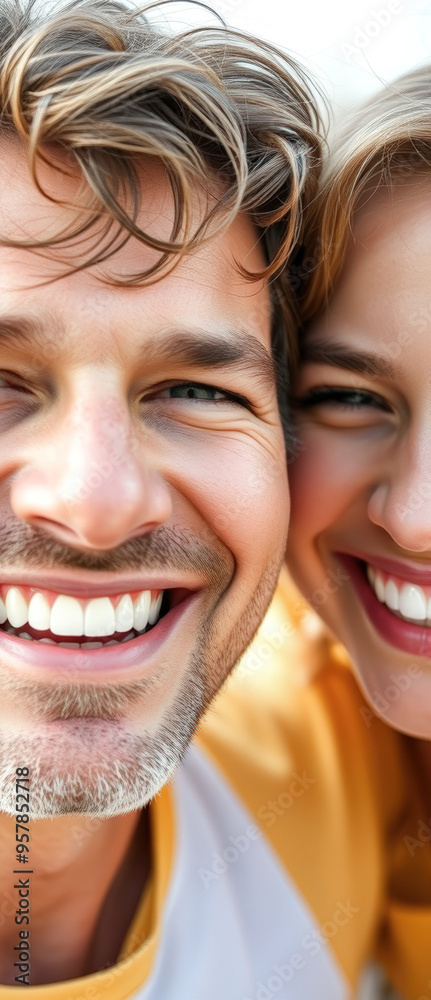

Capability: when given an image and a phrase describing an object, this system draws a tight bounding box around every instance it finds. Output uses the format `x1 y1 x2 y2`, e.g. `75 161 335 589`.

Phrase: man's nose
10 388 173 550
367 429 431 553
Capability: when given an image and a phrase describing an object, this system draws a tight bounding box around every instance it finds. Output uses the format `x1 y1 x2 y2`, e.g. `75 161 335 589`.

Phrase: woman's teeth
367 564 431 624
0 586 165 645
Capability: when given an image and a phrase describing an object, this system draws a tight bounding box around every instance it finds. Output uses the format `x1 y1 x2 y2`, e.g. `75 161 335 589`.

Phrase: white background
163 0 431 118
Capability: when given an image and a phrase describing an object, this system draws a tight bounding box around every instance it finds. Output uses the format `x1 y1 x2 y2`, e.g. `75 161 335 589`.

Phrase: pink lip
338 549 431 585
0 571 206 599
338 554 431 658
0 590 200 678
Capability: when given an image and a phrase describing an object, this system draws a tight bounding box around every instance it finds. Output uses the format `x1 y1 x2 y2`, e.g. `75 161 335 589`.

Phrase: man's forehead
0 138 272 354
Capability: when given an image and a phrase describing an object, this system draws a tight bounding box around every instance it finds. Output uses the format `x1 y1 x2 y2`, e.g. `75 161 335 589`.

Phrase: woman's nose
367 432 431 553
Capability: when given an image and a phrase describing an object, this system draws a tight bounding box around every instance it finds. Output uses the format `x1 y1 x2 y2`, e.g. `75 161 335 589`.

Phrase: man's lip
335 549 431 586
0 571 206 598
0 589 200 677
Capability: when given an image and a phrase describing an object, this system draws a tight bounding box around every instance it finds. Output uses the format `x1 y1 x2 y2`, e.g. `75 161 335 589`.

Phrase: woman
286 67 431 1000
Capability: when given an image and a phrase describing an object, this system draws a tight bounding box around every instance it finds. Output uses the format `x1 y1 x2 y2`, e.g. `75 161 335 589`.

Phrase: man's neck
0 807 151 986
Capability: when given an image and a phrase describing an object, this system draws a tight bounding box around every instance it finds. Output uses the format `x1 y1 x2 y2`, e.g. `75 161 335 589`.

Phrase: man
0 2 404 997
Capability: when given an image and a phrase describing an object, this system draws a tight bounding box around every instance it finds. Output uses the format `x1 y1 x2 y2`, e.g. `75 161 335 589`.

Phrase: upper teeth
0 586 164 637
367 565 431 622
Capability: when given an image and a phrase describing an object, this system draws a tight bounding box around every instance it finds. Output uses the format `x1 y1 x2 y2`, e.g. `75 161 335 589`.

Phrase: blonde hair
303 65 431 321
0 0 323 395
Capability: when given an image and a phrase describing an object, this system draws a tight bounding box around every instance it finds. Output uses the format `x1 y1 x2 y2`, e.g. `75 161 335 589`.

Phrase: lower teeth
9 628 139 647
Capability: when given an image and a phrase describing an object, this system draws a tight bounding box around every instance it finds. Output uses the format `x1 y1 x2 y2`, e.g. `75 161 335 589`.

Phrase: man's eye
153 382 249 406
292 387 391 412
0 376 35 397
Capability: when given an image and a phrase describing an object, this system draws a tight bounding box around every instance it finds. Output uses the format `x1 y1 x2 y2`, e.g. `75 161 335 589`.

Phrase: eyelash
0 375 31 392
0 377 250 409
149 381 250 408
292 387 391 412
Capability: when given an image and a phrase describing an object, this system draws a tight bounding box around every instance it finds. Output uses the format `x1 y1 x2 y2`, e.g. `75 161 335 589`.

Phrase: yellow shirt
0 566 423 999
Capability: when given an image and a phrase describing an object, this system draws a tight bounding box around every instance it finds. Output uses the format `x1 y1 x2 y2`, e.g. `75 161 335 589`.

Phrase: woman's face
287 179 431 738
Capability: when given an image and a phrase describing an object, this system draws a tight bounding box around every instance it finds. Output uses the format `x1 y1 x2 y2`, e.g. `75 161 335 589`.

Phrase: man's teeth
8 630 137 646
367 565 431 623
0 586 164 639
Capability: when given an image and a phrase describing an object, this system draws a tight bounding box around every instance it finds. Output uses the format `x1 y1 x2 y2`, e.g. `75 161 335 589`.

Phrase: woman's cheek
289 426 372 532
289 431 346 532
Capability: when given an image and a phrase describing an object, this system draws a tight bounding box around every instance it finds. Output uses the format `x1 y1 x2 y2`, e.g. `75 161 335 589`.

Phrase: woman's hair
0 0 323 394
302 65 431 321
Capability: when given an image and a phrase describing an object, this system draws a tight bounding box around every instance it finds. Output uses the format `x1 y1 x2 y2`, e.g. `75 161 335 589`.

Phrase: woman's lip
338 554 431 658
0 590 200 678
335 549 431 586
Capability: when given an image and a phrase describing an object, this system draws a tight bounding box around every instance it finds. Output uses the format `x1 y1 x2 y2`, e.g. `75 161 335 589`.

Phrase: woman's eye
292 386 391 412
152 382 249 406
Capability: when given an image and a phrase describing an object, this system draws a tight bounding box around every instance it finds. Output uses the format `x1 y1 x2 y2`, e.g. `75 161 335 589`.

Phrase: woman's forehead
318 178 431 327
350 175 431 255
302 178 431 376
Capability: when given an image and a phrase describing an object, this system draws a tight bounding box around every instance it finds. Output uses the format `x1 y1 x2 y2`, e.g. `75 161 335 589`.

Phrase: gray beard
0 554 281 818
0 645 207 819
0 684 203 819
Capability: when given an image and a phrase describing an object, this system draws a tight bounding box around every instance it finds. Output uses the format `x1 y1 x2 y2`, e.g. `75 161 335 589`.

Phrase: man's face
0 141 289 816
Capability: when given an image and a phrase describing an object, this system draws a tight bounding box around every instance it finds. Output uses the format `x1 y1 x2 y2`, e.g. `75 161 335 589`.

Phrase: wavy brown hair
303 65 431 321
0 0 324 453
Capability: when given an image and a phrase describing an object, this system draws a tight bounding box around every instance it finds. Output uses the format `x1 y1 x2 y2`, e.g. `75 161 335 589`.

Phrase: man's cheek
171 433 289 555
213 454 289 560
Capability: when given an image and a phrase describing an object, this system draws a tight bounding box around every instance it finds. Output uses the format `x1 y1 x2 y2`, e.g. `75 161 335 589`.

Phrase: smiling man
0 150 286 822
0 2 402 998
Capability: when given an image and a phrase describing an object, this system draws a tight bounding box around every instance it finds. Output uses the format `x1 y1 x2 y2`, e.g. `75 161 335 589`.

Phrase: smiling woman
288 64 431 739
285 66 431 1000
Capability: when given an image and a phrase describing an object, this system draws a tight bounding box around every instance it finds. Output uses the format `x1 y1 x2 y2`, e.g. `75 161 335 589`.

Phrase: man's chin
0 560 285 818
0 708 200 819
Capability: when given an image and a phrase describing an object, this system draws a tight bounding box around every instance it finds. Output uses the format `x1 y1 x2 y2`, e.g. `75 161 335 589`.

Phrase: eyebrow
300 339 395 379
0 315 277 394
0 317 44 351
136 328 277 394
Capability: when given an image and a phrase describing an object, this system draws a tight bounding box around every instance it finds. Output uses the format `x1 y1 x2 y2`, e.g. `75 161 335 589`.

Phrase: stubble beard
0 552 281 818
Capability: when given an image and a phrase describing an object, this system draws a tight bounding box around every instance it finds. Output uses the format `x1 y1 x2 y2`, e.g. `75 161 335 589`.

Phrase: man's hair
0 0 323 454
303 65 431 321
